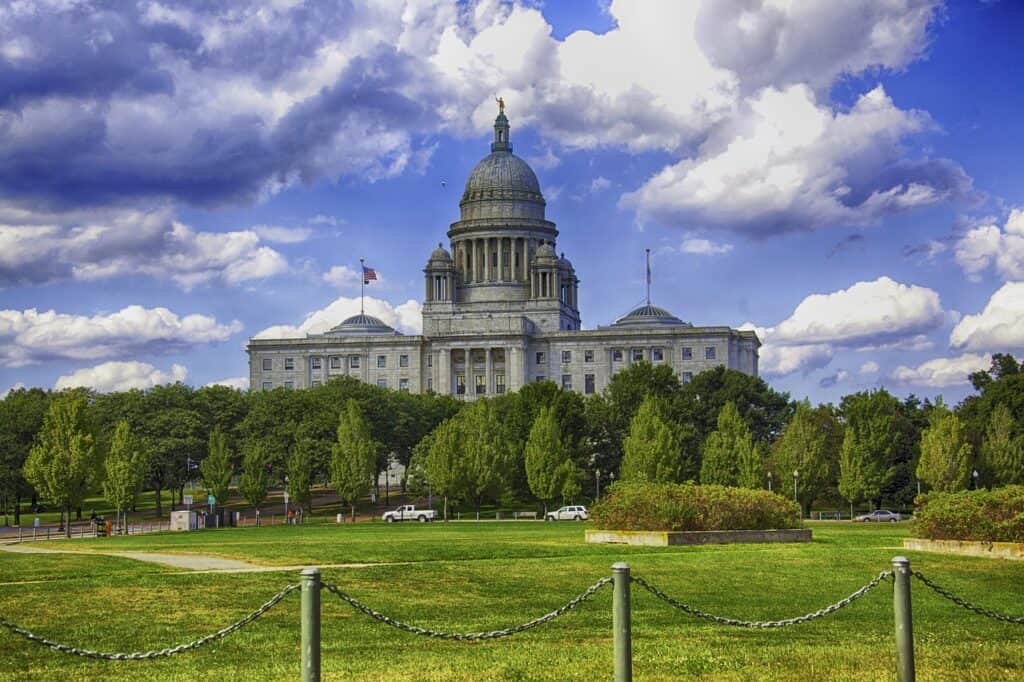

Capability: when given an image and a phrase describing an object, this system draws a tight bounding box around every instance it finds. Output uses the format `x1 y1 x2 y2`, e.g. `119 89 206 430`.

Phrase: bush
911 485 1024 542
590 481 801 531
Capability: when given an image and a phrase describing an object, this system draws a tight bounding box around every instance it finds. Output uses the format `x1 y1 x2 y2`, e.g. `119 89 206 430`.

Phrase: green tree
286 437 317 513
838 390 899 512
0 387 49 525
423 419 466 521
620 396 681 483
330 399 379 522
23 392 99 538
737 441 766 491
680 365 793 445
980 403 1024 486
771 401 838 514
102 420 148 534
458 399 509 518
239 441 271 518
700 401 755 487
559 459 583 504
917 405 972 492
200 427 234 510
524 407 567 514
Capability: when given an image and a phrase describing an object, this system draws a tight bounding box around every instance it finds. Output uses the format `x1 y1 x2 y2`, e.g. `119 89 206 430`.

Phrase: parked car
853 509 902 523
381 505 437 523
545 505 589 521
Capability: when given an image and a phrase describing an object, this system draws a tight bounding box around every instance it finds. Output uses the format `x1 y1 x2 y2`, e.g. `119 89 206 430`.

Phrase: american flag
362 265 378 284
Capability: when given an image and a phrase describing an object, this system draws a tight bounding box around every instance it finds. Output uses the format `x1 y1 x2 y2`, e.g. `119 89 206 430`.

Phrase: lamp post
972 469 979 490
793 470 800 518
284 475 289 523
595 469 601 501
767 471 773 493
385 461 394 505
917 479 921 496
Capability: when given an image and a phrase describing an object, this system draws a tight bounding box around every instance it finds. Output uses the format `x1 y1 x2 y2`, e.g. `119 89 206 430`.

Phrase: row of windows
533 369 696 394
263 378 411 392
453 373 508 396
535 346 717 365
263 354 412 372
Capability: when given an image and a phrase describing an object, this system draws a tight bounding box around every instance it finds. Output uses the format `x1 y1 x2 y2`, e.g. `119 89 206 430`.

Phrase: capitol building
248 105 759 397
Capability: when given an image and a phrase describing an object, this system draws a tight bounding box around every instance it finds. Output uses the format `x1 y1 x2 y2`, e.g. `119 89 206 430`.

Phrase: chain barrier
321 577 612 641
630 571 893 628
912 572 1024 624
0 583 300 660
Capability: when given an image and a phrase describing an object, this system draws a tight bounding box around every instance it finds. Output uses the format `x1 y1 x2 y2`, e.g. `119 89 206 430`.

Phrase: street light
793 470 800 517
595 469 601 501
386 461 394 505
767 471 773 493
972 469 980 490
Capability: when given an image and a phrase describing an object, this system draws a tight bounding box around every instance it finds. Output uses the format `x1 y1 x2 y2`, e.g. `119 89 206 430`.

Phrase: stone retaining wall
585 528 811 546
903 538 1024 561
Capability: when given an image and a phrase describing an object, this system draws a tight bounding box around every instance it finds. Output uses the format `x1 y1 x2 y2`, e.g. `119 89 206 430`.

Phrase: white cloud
0 305 241 367
525 147 560 170
891 353 991 388
759 342 833 377
950 282 1024 352
252 225 313 244
680 238 733 255
954 210 1024 282
590 176 612 193
254 295 423 339
819 369 850 388
322 265 364 289
860 360 880 374
205 376 249 391
55 361 188 393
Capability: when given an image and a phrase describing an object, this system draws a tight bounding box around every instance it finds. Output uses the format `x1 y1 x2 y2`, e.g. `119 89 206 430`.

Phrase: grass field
2 521 1023 681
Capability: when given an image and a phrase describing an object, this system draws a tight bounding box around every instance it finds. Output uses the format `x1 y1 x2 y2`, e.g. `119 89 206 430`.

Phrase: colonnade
433 346 525 397
455 236 531 284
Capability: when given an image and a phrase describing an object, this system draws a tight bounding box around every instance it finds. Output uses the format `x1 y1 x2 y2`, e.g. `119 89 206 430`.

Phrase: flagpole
360 257 365 315
645 248 651 305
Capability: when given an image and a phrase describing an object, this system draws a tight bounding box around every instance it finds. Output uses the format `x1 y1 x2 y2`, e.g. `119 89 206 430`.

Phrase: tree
917 405 972 493
139 384 204 516
700 401 754 487
737 441 766 491
23 392 99 538
771 401 839 514
981 404 1024 486
103 420 148 534
239 441 271 519
838 390 899 512
620 396 681 483
458 399 509 519
286 437 317 513
423 419 466 521
559 459 583 504
200 427 234 510
524 407 568 514
330 400 379 522
680 365 793 445
0 387 49 525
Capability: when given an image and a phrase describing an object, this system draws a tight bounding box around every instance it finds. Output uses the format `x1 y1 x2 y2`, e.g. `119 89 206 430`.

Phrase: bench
513 511 538 520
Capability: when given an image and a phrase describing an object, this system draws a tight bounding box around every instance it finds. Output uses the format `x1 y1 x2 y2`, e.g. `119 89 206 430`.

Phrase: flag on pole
362 265 378 284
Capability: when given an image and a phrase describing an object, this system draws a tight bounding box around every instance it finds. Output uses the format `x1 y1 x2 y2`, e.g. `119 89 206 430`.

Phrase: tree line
3 355 1023 530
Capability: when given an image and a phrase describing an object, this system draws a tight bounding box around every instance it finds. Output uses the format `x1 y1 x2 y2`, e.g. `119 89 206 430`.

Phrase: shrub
590 481 801 531
911 486 1024 543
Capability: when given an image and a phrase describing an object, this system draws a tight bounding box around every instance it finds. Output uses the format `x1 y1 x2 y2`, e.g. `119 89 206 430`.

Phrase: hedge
911 485 1024 543
590 481 801 531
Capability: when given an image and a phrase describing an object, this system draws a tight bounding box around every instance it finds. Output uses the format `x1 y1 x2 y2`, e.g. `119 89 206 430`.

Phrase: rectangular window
284 381 294 389
682 347 693 360
377 355 387 368
612 349 623 362
561 374 572 390
262 381 272 391
284 357 294 371
562 350 572 363
456 374 466 395
330 356 341 369
427 354 433 368
427 377 433 392
311 380 322 387
495 373 506 394
350 356 361 369
399 354 409 368
262 358 272 371
377 378 388 389
682 371 693 382
536 351 546 365
652 348 663 362
584 350 594 363
475 375 486 394
632 348 644 362
399 378 409 392
536 375 546 383
585 374 595 394
705 346 716 361
311 357 322 370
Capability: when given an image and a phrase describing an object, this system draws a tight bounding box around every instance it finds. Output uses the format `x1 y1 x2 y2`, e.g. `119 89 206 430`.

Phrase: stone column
497 239 504 282
470 240 477 284
484 347 492 394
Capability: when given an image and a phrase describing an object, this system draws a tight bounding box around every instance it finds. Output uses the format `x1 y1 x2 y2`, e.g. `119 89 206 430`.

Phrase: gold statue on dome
496 96 504 114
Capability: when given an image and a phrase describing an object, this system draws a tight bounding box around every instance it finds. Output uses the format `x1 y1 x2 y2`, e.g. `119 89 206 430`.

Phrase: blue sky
2 0 1023 404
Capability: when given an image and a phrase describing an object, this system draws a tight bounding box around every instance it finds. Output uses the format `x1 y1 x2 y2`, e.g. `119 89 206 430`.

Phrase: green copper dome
612 304 691 328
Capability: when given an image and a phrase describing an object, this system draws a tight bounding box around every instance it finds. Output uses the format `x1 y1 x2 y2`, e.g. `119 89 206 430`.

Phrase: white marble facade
248 108 759 396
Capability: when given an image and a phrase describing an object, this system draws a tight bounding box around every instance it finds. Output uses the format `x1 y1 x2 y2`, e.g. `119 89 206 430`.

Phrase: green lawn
2 522 1023 680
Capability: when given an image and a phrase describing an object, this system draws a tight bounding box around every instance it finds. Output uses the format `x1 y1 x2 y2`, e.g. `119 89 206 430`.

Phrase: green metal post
612 562 632 682
892 556 915 682
301 567 321 682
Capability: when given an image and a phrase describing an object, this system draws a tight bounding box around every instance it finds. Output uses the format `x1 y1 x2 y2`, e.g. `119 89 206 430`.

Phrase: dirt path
0 542 394 573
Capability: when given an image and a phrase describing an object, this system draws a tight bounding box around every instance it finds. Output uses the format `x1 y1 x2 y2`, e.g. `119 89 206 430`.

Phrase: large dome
462 151 542 202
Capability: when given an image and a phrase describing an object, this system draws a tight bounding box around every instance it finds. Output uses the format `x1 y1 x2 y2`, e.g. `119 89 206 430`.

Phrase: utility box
170 510 198 531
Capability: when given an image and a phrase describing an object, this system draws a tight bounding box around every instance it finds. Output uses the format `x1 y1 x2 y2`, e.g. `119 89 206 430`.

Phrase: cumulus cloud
950 282 1024 352
891 353 991 388
758 342 833 377
55 361 188 393
819 369 850 388
255 295 422 338
954 210 1024 282
680 237 733 255
0 305 240 367
205 376 249 391
323 265 366 290
252 225 312 244
860 360 880 374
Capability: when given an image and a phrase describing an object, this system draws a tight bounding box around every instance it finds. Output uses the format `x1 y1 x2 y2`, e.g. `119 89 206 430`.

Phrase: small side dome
320 314 400 336
532 243 558 262
612 304 691 328
427 242 452 266
558 252 574 270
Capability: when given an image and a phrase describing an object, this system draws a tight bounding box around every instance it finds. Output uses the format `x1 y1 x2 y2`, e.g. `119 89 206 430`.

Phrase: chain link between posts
629 571 893 628
321 577 612 640
912 571 1024 624
0 583 300 660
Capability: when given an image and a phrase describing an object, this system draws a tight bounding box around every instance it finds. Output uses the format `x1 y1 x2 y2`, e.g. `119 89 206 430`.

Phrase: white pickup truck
382 505 437 523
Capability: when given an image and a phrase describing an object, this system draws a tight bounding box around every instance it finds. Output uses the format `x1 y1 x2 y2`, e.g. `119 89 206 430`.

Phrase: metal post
612 562 632 682
300 567 321 682
892 556 915 682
